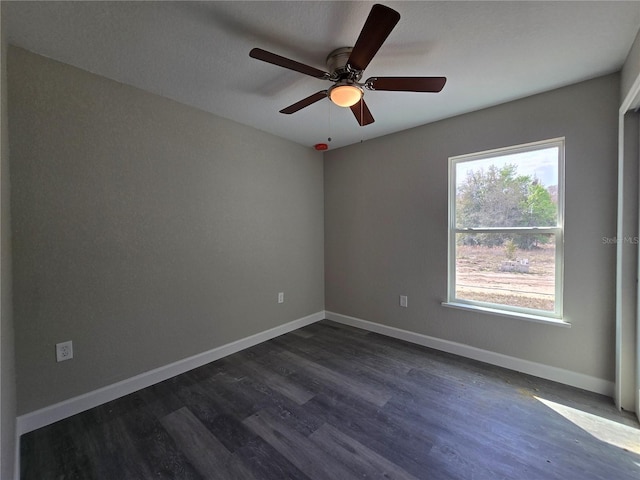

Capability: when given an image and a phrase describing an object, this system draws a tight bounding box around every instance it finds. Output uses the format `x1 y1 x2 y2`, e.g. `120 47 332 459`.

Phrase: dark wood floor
21 320 640 479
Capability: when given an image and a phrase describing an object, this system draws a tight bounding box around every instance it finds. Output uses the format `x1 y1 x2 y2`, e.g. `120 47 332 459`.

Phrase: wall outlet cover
56 341 73 362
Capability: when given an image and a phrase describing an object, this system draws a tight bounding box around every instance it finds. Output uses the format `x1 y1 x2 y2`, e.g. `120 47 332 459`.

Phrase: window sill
441 302 570 328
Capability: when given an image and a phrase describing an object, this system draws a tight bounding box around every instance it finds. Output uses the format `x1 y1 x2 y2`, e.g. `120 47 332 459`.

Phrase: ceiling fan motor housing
326 47 362 82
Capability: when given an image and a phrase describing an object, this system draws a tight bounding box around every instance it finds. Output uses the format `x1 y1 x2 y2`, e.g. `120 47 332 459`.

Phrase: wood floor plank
198 362 311 424
288 327 315 339
193 374 257 419
304 392 443 479
194 412 257 454
81 416 158 480
21 419 96 480
233 436 312 480
161 407 256 480
243 409 361 480
134 424 204 480
317 319 371 336
275 348 393 407
260 398 325 438
382 396 542 480
171 378 223 427
236 357 315 405
276 328 413 377
309 422 420 480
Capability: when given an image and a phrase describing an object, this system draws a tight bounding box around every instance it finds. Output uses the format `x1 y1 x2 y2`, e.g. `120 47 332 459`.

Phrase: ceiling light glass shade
329 84 363 107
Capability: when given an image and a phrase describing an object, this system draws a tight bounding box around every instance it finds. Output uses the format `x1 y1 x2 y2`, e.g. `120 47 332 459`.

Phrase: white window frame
445 138 566 325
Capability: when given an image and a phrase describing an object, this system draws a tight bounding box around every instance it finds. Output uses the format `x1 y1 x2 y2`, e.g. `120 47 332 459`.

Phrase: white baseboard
16 311 325 436
325 311 614 397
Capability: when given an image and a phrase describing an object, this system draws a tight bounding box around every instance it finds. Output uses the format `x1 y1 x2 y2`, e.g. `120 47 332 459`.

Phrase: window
447 138 564 322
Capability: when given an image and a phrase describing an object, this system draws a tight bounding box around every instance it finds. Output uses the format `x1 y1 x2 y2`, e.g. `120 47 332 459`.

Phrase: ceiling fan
249 3 446 126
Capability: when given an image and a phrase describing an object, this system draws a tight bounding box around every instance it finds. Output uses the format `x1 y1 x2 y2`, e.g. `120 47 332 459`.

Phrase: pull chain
328 101 332 143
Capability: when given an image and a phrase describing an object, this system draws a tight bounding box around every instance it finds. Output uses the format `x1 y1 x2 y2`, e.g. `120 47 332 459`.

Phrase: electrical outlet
278 292 284 304
56 341 73 362
400 295 408 308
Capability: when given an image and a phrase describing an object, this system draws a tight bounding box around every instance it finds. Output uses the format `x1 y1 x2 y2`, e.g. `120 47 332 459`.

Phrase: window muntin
448 139 564 319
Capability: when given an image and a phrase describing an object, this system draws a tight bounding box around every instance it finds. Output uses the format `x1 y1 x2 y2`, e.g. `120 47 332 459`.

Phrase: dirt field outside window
455 244 555 311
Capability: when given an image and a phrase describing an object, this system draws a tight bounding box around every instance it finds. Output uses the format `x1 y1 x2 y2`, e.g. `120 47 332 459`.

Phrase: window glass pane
455 147 559 229
455 233 555 312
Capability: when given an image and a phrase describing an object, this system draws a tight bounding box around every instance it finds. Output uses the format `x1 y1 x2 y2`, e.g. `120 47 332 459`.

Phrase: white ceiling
4 1 640 150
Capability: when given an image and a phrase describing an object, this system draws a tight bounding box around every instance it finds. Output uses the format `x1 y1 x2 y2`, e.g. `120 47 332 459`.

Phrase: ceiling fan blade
250 48 329 79
348 4 401 72
280 91 328 114
349 98 375 126
367 76 447 92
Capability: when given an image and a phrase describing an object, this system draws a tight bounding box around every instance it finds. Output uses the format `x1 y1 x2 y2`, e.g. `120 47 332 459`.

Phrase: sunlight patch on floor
535 396 640 454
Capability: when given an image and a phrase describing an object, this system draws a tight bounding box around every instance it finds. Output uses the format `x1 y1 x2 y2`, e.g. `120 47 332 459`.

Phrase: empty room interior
1 1 640 479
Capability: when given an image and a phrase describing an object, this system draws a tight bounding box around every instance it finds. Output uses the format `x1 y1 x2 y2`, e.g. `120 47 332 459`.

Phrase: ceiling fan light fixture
328 84 363 107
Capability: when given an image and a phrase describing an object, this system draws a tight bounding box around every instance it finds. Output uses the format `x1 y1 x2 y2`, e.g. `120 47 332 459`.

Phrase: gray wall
9 47 324 415
325 74 619 383
1 5 17 479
